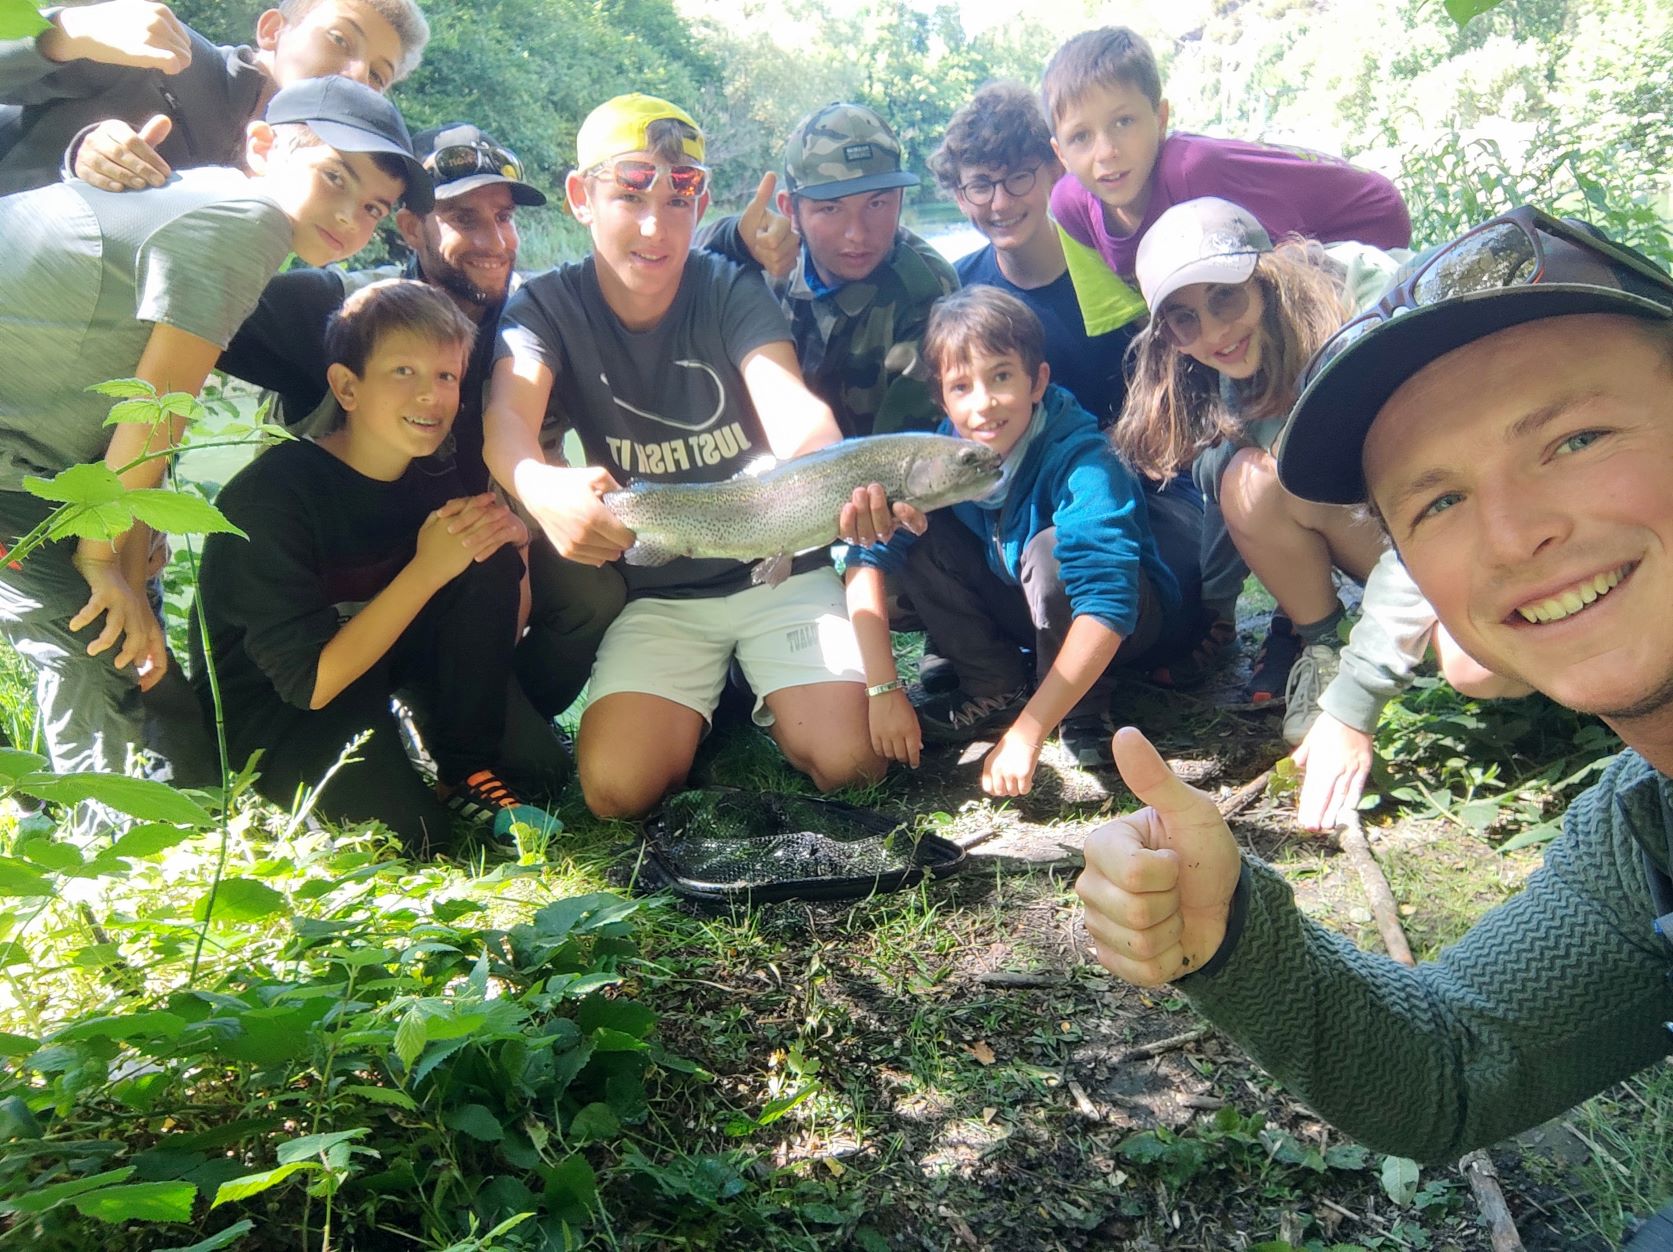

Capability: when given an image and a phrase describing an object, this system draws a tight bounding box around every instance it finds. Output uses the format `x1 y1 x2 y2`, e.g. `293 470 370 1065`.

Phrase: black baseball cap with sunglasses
1278 205 1673 506
411 123 547 207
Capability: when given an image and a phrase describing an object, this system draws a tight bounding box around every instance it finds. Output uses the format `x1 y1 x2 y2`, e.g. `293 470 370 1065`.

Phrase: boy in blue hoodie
845 286 1184 791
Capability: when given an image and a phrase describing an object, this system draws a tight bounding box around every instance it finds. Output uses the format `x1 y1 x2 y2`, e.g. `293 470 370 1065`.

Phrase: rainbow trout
603 433 1003 587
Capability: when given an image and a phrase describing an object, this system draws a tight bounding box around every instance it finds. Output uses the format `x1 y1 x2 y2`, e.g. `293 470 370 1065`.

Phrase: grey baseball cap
1135 197 1274 310
784 102 919 201
265 75 432 213
412 123 546 207
1278 212 1673 505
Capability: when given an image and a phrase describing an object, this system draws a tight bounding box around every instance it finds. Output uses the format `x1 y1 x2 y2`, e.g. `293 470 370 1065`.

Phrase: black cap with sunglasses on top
265 75 433 213
412 123 547 206
1278 205 1673 506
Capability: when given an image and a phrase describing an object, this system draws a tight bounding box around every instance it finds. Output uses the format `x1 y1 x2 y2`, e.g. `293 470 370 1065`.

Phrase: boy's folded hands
413 493 526 586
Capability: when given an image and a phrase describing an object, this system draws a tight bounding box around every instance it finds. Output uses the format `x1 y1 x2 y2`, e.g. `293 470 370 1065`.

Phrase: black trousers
249 547 565 852
899 516 1162 720
515 535 627 720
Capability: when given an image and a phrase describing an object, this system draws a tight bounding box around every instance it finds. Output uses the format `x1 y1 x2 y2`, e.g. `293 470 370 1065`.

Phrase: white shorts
587 568 865 726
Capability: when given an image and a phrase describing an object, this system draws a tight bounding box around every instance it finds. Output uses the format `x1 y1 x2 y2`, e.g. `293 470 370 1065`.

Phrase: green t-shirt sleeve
136 195 293 348
1181 752 1673 1163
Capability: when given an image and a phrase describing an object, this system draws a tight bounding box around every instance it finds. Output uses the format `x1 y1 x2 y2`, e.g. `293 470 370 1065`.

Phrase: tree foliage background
157 0 1670 267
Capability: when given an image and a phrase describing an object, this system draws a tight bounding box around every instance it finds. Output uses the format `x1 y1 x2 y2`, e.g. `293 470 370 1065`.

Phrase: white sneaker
1282 642 1341 746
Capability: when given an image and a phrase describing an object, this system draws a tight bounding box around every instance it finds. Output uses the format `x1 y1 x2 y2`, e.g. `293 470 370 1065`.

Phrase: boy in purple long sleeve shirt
1043 27 1411 281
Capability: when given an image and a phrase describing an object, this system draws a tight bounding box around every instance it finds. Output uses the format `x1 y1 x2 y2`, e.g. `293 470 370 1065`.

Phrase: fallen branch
974 970 1065 989
1118 1025 1209 1063
1217 767 1276 819
1460 1149 1526 1251
1337 812 1414 966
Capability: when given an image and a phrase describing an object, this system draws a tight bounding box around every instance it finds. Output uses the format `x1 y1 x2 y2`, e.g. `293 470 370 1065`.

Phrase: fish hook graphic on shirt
603 359 726 432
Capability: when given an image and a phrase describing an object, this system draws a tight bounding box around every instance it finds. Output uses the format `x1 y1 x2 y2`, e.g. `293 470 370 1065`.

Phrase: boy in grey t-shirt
0 75 431 790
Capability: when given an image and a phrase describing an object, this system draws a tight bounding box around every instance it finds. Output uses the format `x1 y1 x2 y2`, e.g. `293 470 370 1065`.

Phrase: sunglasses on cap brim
586 158 708 198
1301 205 1673 391
424 140 527 186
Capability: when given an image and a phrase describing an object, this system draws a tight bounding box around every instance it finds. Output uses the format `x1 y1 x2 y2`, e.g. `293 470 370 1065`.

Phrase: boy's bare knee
579 759 684 820
1219 447 1283 531
800 743 886 792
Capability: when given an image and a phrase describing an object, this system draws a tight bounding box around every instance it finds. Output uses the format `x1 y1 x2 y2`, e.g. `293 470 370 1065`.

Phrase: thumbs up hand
1076 727 1244 986
74 113 174 191
737 171 796 281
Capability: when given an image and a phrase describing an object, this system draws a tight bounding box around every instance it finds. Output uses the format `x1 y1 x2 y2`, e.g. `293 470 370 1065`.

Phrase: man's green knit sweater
1179 750 1673 1163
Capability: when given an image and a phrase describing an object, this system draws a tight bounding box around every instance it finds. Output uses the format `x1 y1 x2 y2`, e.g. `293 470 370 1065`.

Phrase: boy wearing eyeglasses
0 0 429 196
483 94 891 821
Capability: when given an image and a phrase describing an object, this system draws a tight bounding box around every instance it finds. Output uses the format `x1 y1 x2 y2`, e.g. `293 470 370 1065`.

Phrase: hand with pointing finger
737 171 796 281
75 114 174 191
1076 727 1244 986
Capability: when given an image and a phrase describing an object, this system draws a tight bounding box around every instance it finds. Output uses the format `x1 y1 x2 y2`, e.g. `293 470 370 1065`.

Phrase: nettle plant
0 372 693 1249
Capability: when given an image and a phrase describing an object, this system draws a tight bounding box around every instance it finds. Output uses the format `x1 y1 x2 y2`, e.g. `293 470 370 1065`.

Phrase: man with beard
220 123 626 726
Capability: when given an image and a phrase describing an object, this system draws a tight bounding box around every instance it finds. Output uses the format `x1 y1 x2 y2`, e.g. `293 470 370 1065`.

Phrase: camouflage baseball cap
784 102 919 201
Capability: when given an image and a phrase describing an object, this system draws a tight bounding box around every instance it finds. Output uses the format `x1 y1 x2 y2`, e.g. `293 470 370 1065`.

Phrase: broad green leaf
103 397 165 426
17 771 213 827
393 1005 426 1069
0 1030 38 1057
544 1152 598 1223
44 498 132 543
568 1102 619 1144
578 997 656 1039
192 877 286 923
211 1162 316 1207
443 1103 504 1142
125 490 245 539
1442 0 1505 25
71 1180 196 1223
0 1 48 41
0 1166 135 1215
110 823 196 860
22 462 125 506
0 863 53 898
0 747 46 783
276 1128 368 1166
340 1083 418 1111
158 1218 256 1252
17 836 82 872
590 1027 649 1053
55 1010 187 1044
1380 1154 1421 1207
0 1093 43 1140
86 377 156 399
155 391 199 419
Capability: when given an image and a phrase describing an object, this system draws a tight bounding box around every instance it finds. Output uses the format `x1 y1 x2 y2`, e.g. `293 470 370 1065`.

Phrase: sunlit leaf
110 823 197 860
125 490 245 538
340 1083 418 1111
86 377 156 399
0 1030 38 1057
103 397 165 426
0 863 53 898
71 1180 196 1223
276 1128 368 1166
22 462 125 506
393 1006 426 1070
211 1162 316 1208
192 878 286 923
0 1166 135 1215
17 772 213 826
0 747 47 783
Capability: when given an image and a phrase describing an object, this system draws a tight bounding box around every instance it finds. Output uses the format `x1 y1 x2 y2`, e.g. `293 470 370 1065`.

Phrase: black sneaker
915 685 1029 744
917 650 959 694
1247 614 1302 704
441 768 563 843
1060 712 1116 768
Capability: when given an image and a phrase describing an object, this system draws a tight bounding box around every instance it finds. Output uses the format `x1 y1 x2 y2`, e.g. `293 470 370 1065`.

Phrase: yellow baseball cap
575 93 705 170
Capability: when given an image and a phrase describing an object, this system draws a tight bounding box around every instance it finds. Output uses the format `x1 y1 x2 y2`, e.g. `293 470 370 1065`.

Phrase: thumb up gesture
1076 728 1244 986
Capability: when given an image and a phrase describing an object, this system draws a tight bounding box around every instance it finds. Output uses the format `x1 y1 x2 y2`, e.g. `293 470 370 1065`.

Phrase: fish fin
735 454 779 479
749 553 794 587
622 538 677 567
